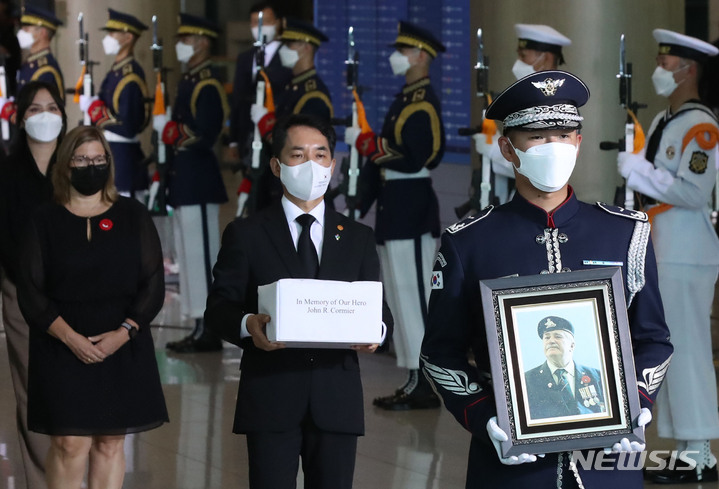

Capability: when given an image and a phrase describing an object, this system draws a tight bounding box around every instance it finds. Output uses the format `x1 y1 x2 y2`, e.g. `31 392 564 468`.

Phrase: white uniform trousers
378 233 437 370
2 278 50 489
173 204 221 319
656 262 719 440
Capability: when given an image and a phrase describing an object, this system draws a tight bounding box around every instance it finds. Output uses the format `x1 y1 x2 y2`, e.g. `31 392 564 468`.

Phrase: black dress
17 197 169 436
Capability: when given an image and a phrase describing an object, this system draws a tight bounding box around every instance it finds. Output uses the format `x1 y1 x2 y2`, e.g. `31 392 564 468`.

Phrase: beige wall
471 0 685 204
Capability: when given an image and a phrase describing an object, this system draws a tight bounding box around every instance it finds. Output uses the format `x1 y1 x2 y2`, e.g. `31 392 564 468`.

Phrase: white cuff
240 313 252 339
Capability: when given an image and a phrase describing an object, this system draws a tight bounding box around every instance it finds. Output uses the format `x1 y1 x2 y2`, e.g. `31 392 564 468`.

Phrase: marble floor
1 163 718 488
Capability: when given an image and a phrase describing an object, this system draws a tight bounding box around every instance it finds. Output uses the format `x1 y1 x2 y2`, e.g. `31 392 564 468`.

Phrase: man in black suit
523 316 606 419
205 113 391 489
228 1 291 162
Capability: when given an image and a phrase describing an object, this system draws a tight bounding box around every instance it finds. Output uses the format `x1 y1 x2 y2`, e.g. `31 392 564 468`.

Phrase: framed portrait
479 267 643 456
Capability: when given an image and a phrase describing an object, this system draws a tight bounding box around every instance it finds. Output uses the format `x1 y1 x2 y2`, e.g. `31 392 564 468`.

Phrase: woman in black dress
0 80 66 488
17 125 168 489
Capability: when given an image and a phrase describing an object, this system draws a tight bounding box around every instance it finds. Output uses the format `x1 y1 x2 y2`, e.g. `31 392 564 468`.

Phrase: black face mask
70 164 110 196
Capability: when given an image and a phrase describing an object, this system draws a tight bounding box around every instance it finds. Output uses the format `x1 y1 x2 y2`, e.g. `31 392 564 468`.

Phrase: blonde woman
17 125 168 489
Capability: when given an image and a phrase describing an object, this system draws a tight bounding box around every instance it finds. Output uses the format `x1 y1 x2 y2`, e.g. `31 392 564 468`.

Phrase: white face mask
175 41 194 63
24 111 63 143
509 140 578 193
278 45 299 69
102 34 121 56
17 29 34 50
251 24 276 43
512 59 536 80
651 65 688 97
280 159 332 201
389 50 411 76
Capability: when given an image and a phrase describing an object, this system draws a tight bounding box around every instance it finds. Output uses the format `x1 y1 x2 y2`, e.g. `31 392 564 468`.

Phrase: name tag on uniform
583 260 623 267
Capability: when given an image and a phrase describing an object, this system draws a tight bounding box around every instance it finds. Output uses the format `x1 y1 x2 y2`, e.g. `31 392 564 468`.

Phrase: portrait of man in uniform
522 315 607 421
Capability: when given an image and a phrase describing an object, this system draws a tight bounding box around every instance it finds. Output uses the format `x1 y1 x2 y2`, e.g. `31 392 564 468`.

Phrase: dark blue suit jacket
524 361 605 419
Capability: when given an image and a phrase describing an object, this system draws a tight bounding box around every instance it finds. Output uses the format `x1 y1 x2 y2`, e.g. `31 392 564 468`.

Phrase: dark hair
52 126 118 205
271 113 337 158
12 80 66 151
249 1 280 18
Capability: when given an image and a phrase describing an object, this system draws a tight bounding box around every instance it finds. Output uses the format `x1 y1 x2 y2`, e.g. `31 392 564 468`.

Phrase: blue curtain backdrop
314 0 471 163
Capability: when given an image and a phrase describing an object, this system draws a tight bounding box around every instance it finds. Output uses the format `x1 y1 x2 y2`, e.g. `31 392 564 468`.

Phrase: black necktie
296 214 319 278
644 114 670 163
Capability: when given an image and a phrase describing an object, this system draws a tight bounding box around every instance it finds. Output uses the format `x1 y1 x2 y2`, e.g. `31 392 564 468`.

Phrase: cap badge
544 318 556 328
532 78 565 96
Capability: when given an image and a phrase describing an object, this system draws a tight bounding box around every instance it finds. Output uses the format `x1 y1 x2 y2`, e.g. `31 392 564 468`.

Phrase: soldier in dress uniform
524 316 605 420
228 2 292 162
1 5 64 123
473 24 571 205
421 71 673 488
346 21 446 410
161 13 229 353
84 9 150 200
249 18 333 212
617 29 719 484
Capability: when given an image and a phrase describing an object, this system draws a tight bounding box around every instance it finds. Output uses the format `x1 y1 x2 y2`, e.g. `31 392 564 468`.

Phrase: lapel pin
337 225 344 231
335 234 340 240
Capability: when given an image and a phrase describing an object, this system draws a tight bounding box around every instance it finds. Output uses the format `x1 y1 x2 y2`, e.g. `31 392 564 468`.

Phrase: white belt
103 130 139 144
383 168 431 181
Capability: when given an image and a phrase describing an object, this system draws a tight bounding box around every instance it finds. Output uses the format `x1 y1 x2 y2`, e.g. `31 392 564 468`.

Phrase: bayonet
475 28 489 98
345 26 358 89
78 13 86 67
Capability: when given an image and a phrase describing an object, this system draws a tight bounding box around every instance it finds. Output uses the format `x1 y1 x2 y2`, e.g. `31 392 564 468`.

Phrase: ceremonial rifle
0 53 9 149
456 28 496 218
147 15 171 215
328 26 372 218
599 34 646 209
74 13 95 126
239 11 275 217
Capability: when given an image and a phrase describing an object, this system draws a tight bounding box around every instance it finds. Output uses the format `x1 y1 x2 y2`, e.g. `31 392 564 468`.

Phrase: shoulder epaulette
445 206 494 234
596 202 648 222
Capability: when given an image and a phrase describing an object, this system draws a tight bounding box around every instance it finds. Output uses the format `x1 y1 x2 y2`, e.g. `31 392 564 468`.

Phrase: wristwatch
120 321 138 340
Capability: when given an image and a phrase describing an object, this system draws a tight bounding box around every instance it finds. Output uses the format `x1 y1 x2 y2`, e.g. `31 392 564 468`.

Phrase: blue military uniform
525 361 605 419
16 6 64 98
89 9 150 195
162 14 228 352
421 71 673 488
359 77 445 242
357 22 446 409
275 68 332 121
167 58 228 206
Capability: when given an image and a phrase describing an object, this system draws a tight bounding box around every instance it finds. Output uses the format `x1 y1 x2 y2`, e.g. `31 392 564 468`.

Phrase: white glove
617 151 652 179
604 407 652 454
79 94 98 113
152 114 168 134
487 417 542 465
345 127 361 148
250 103 268 125
473 132 495 157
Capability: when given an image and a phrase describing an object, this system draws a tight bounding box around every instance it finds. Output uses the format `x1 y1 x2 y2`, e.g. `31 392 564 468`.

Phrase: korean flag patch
431 271 443 289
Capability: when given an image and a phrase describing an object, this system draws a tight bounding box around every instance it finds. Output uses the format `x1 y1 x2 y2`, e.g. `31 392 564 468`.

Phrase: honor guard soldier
250 18 333 211
474 24 571 205
421 71 673 488
228 2 292 162
83 9 150 199
3 5 64 122
617 29 719 484
346 21 446 410
161 13 229 353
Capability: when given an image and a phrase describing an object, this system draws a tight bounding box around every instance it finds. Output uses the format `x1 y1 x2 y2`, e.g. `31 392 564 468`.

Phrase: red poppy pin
99 219 113 231
581 375 591 384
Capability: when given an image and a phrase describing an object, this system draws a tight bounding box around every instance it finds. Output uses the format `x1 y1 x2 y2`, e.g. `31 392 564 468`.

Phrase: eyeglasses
71 154 108 167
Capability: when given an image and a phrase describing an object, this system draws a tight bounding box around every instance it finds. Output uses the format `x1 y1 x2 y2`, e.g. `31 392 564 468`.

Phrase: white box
258 279 385 348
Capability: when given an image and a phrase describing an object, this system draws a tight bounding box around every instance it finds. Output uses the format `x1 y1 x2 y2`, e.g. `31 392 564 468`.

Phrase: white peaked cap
653 28 718 61
514 24 571 47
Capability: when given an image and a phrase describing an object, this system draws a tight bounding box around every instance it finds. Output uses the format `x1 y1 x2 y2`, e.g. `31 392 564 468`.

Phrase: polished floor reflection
1 323 718 488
